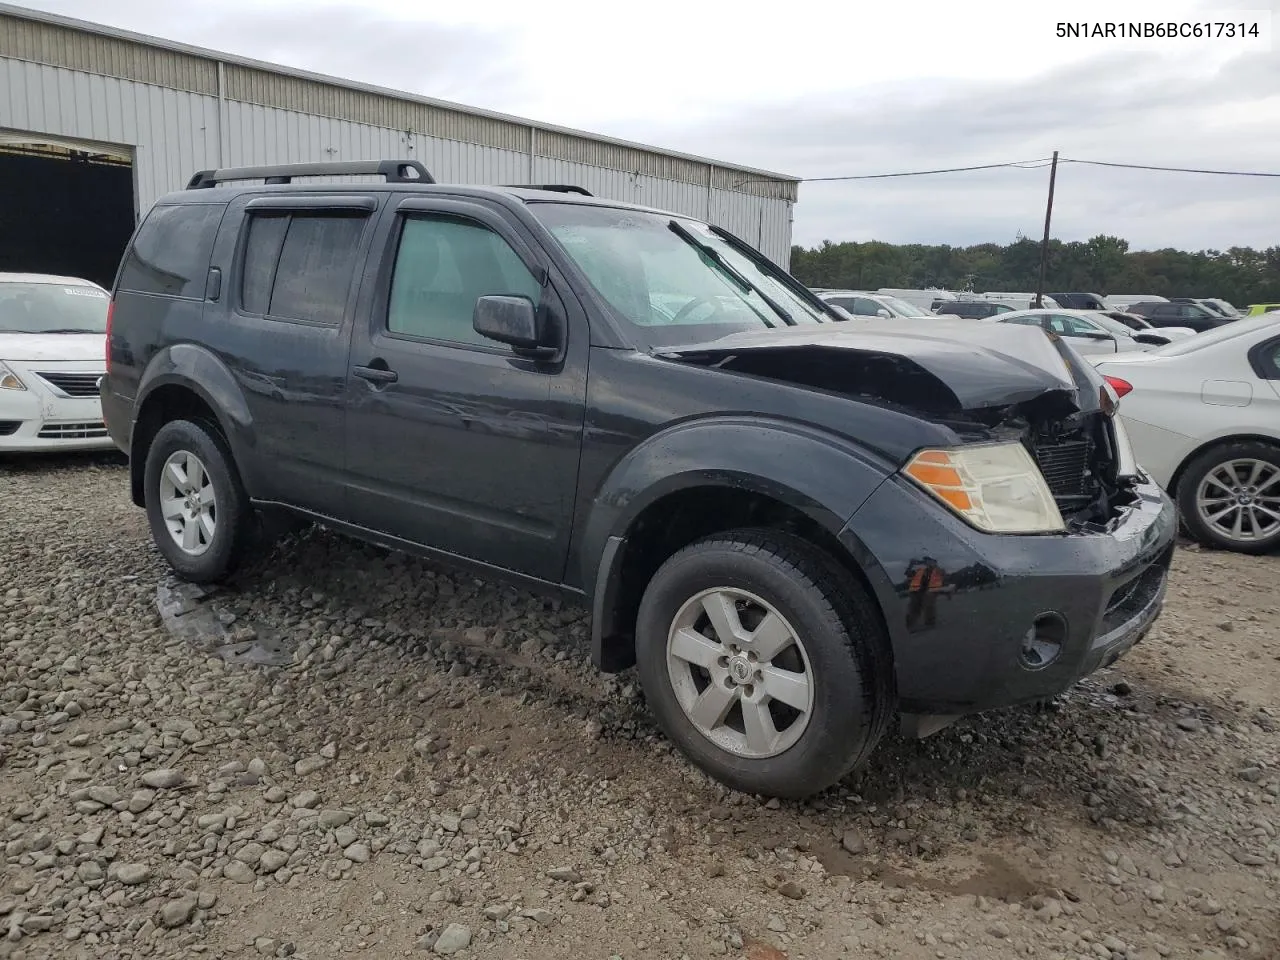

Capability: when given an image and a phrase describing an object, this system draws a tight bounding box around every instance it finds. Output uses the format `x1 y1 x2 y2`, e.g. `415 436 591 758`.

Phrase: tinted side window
239 213 365 326
118 204 223 298
388 216 541 347
827 297 861 312
854 297 883 315
240 215 288 315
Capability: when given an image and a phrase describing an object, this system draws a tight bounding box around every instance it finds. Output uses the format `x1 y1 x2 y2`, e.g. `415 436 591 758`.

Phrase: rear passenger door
342 196 588 583
212 194 380 516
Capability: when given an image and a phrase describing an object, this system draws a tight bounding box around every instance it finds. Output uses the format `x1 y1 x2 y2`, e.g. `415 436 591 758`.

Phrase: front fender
579 415 896 667
134 344 257 487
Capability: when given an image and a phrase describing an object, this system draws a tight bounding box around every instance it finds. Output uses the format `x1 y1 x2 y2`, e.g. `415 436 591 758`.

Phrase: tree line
789 234 1280 306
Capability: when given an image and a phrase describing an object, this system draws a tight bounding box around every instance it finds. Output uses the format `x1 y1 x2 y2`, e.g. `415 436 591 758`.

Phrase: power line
732 156 1280 189
1061 158 1280 177
799 159 1054 182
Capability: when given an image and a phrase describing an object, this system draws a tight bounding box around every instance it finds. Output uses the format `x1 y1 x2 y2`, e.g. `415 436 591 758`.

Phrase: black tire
143 419 253 582
635 528 893 799
1176 440 1280 555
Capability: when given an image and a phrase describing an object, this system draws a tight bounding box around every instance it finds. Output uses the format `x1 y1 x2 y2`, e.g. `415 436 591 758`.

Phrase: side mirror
876 308 892 319
473 295 556 359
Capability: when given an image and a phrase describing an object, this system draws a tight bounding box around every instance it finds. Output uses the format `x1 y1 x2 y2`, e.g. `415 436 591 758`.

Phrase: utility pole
1034 151 1059 309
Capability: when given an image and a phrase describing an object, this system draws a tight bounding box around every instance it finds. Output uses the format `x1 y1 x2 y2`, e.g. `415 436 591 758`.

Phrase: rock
159 898 197 928
140 769 184 789
78 861 104 882
521 908 553 926
767 917 787 933
116 863 151 886
1237 767 1264 783
841 830 866 855
1231 849 1266 866
1144 883 1165 902
223 861 256 884
255 937 278 956
1176 717 1202 733
291 790 321 810
548 867 581 882
236 842 267 865
295 756 329 776
320 742 338 760
987 923 1010 939
88 785 121 806
439 814 461 833
483 905 512 921
260 850 289 873
128 789 156 814
778 881 805 900
319 810 352 829
344 843 371 864
433 923 472 955
585 719 604 741
1111 681 1132 696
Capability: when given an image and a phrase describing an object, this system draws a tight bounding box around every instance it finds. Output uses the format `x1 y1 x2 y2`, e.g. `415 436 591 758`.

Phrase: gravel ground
1 453 1278 960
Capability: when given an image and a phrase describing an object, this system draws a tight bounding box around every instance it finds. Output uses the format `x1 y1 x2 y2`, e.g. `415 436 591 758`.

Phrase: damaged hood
655 318 1085 411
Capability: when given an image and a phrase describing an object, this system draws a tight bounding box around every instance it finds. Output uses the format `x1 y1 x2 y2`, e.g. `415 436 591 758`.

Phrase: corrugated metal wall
0 13 797 266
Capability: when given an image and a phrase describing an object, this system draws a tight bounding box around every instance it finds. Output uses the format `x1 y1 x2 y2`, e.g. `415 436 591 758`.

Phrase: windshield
0 282 109 334
1152 314 1280 356
881 295 931 318
528 203 828 345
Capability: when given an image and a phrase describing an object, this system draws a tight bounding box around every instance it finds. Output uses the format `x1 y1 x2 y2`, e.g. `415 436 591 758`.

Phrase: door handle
353 364 398 384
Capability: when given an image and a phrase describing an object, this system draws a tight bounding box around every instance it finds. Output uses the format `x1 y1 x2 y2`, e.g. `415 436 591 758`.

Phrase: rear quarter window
117 203 224 299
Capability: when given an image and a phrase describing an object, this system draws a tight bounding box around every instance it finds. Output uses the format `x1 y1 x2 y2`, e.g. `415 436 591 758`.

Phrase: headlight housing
903 442 1065 534
0 361 27 391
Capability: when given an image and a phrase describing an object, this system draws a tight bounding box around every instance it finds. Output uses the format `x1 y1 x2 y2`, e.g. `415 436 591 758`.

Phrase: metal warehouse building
0 3 799 288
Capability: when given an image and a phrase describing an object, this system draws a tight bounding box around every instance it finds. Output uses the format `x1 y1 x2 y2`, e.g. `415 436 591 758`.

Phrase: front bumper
0 363 113 452
843 473 1177 715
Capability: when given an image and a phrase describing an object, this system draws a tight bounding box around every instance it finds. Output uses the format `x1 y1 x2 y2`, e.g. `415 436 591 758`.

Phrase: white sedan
0 273 114 452
1094 315 1280 554
992 309 1191 356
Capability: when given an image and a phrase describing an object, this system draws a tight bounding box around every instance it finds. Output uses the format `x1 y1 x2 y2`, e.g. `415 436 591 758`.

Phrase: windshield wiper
668 220 795 326
37 328 101 334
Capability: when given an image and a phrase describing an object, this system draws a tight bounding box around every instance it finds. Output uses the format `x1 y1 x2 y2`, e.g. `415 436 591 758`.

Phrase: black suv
1127 301 1234 332
101 160 1177 799
1048 293 1109 310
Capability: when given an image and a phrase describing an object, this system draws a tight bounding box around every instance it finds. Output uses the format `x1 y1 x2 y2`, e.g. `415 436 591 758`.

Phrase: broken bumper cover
842 473 1177 715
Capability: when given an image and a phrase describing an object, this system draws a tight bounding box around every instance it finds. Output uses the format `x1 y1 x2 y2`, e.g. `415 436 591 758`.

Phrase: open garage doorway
0 132 136 289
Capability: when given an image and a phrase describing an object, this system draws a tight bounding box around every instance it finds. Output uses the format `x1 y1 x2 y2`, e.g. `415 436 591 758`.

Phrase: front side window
529 202 828 347
387 216 541 347
239 212 365 326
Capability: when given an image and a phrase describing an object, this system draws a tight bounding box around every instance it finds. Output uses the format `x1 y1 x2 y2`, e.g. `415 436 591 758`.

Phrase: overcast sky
17 0 1280 252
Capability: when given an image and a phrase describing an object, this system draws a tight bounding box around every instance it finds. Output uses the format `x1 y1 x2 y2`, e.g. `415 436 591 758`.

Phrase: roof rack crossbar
186 159 434 189
500 184 593 196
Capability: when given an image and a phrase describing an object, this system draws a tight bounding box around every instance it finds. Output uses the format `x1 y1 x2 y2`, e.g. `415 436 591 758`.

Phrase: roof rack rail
186 159 434 189
501 184 593 196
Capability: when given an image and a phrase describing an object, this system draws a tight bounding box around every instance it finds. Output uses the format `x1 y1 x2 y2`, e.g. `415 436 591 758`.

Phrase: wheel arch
1168 432 1280 498
129 345 254 507
584 419 896 674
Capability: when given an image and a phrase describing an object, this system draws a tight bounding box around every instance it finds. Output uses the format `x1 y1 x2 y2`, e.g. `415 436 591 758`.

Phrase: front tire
1177 441 1280 554
144 419 252 582
635 528 892 799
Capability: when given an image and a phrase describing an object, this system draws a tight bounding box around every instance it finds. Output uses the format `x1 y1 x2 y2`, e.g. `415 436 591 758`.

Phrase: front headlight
903 442 1065 534
0 361 27 391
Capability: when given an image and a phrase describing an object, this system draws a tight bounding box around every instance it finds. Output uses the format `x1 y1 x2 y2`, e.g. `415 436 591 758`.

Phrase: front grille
0 421 20 436
1034 437 1091 499
35 371 104 398
37 421 108 440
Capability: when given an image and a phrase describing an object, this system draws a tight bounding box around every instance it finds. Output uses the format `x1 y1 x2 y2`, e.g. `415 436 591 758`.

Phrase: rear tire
635 528 893 799
144 419 252 582
1176 441 1280 555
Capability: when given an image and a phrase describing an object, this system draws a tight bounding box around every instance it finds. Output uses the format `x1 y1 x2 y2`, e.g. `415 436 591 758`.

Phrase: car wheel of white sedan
1177 441 1280 554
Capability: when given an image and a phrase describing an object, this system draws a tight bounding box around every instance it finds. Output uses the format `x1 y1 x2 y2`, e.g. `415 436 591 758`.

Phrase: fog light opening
1021 614 1066 670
